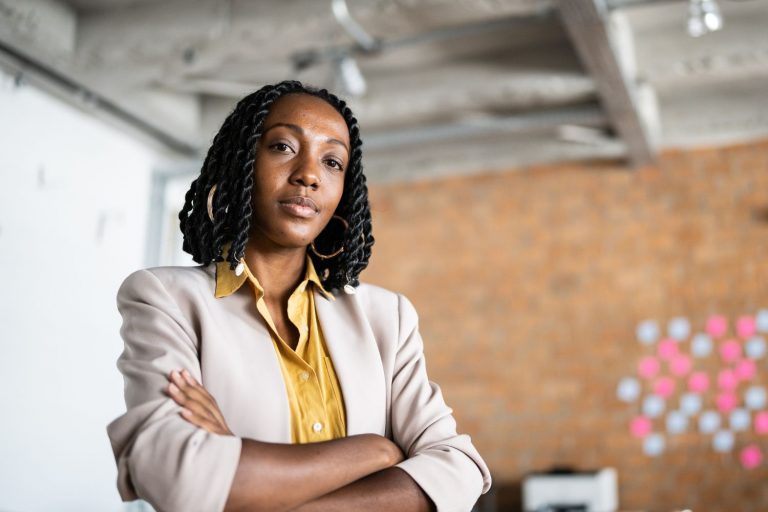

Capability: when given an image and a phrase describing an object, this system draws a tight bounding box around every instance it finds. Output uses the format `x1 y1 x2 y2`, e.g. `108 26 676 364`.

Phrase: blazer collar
214 241 333 301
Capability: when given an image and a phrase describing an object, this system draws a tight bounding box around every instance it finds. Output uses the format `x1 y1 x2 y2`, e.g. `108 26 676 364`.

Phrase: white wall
0 70 163 511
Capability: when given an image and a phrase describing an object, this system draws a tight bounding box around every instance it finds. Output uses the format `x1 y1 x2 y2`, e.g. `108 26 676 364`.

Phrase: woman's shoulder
118 264 215 301
340 281 419 324
330 282 422 350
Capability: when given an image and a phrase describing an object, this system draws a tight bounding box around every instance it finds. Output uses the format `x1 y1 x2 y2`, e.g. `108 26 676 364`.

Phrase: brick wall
364 140 768 512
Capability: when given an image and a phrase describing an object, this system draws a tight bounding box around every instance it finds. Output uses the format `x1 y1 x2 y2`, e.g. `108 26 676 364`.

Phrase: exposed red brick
365 139 768 512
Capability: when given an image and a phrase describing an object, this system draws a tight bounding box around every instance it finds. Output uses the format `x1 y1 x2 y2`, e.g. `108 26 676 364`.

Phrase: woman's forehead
265 94 349 141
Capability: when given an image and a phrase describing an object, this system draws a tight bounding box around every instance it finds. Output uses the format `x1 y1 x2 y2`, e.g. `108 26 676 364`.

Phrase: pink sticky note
737 316 756 339
669 354 692 377
735 359 756 381
630 416 652 438
707 315 728 338
688 371 709 393
756 412 768 434
718 369 739 391
657 338 679 360
654 377 676 398
740 445 763 470
638 356 660 379
716 392 739 413
720 339 742 363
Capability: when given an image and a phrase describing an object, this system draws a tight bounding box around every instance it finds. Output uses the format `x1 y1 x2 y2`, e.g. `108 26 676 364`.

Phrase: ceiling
1 0 766 182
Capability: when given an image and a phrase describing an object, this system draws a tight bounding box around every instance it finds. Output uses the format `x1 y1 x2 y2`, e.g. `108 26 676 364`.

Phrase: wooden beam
558 0 658 167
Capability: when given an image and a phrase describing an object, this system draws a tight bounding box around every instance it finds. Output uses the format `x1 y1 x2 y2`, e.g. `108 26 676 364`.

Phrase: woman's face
248 93 350 252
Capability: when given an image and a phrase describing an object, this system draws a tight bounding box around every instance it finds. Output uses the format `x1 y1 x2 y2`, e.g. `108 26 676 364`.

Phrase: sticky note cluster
618 312 768 468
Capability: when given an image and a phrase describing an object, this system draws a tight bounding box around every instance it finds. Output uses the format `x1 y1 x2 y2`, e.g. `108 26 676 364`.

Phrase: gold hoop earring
310 215 349 259
207 184 217 223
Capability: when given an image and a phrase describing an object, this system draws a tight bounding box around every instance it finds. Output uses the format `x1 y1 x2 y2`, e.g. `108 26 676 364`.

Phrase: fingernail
168 382 179 393
182 370 195 384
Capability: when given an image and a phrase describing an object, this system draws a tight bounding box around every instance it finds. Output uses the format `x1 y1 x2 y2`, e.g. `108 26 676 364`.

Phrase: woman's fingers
180 370 220 409
165 369 233 436
179 407 224 434
166 381 216 424
178 369 230 426
167 371 219 423
181 368 197 387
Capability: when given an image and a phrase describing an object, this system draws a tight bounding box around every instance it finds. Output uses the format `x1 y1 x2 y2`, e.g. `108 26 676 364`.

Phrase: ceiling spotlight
687 0 723 37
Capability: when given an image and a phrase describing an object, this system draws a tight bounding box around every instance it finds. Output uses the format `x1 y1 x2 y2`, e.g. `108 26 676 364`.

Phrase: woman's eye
326 158 344 171
271 142 292 153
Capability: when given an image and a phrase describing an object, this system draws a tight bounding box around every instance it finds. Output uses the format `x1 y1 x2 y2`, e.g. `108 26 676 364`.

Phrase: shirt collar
214 242 334 301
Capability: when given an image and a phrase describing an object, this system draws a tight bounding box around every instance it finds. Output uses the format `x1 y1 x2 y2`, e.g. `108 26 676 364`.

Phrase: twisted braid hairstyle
178 80 374 291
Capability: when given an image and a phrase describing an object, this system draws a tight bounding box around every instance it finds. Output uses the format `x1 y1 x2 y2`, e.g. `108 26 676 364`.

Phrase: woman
107 80 491 512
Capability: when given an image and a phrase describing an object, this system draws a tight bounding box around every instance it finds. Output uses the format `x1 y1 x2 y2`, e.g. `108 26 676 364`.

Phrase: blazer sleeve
106 269 242 512
391 293 492 512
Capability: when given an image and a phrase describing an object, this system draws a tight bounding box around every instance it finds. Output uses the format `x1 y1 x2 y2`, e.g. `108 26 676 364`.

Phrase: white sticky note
691 333 713 358
617 377 641 403
668 317 691 341
756 309 768 333
745 386 767 410
713 430 735 453
643 395 665 418
745 336 766 359
699 410 721 434
643 433 665 457
680 393 702 416
666 411 688 434
637 320 660 345
730 408 751 432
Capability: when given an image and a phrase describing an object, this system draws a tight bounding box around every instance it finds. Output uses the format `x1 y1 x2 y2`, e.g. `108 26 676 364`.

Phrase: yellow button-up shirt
214 246 346 443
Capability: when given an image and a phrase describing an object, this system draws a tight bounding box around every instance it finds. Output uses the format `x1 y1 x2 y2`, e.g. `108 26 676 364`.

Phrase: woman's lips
278 196 319 218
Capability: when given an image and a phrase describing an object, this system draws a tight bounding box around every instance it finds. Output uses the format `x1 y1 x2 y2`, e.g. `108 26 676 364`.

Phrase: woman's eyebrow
263 122 303 135
327 138 349 153
264 122 349 153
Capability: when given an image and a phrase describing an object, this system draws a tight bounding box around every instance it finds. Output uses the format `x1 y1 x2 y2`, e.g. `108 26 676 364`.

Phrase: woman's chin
248 230 317 253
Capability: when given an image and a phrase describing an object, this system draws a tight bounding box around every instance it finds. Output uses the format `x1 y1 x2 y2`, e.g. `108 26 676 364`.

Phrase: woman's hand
165 369 234 436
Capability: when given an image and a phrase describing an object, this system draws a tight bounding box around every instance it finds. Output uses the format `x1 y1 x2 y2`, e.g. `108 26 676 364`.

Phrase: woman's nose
290 158 321 189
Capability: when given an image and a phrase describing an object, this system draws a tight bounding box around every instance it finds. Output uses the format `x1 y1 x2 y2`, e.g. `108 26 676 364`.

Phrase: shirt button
300 371 310 382
312 422 323 432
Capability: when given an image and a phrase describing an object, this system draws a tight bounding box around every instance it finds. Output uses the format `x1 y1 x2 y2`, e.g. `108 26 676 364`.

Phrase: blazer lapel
315 290 386 436
203 264 291 442
227 290 292 442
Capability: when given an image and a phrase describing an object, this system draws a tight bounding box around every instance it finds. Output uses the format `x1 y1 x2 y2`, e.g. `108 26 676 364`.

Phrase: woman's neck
243 238 307 304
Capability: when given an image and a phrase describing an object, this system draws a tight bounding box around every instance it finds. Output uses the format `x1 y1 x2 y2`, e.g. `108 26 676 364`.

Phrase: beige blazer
106 264 492 512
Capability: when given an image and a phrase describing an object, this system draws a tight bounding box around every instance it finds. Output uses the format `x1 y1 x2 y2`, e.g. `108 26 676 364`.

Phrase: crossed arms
166 367 433 511
106 269 490 512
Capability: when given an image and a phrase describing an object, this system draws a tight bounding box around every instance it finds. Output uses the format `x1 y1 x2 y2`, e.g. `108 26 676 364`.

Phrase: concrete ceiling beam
624 1 768 91
558 0 659 168
196 53 599 138
0 0 203 154
0 0 76 63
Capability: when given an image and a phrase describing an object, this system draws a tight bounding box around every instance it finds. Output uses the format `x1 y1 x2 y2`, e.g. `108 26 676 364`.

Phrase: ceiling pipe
292 10 555 71
331 0 381 52
606 0 684 8
364 104 608 151
0 39 198 156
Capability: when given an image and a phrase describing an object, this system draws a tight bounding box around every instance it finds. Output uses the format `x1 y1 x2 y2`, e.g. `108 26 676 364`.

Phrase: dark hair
178 80 373 291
